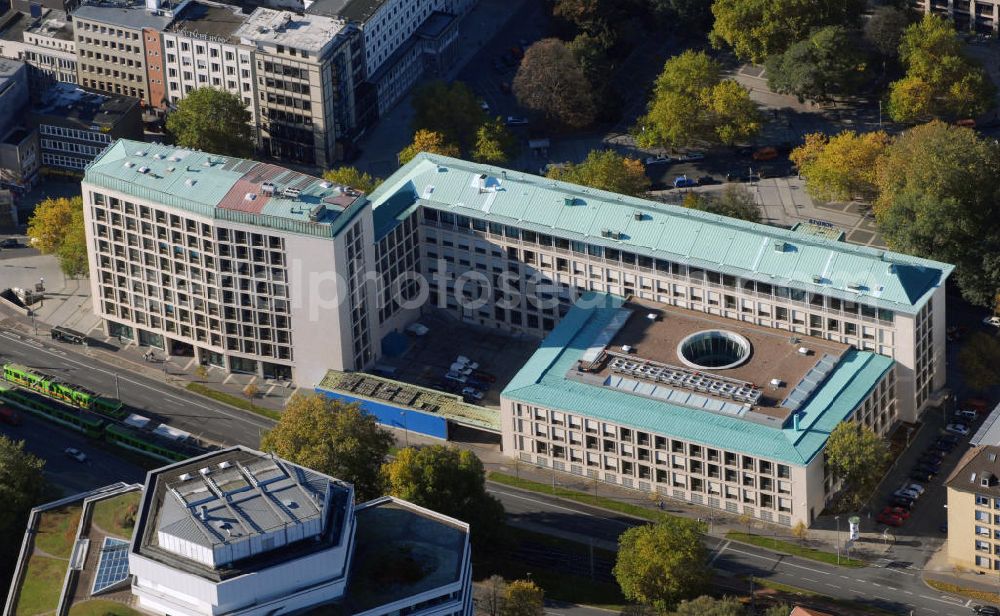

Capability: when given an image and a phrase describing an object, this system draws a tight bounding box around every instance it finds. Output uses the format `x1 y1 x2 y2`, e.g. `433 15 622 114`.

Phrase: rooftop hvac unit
199 466 212 476
178 472 193 481
244 193 256 201
769 378 783 388
797 347 810 356
633 211 643 221
811 274 822 284
601 228 611 238
138 166 149 174
564 197 575 206
308 204 326 222
283 187 301 198
773 241 786 252
218 461 233 469
847 282 864 291
185 178 196 187
123 161 135 168
621 345 633 353
261 182 275 195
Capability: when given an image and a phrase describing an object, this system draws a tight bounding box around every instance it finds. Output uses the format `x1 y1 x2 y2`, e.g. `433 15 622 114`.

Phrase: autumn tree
475 575 509 616
547 150 650 196
166 87 253 158
242 383 259 408
0 436 46 583
792 520 808 543
669 596 744 616
322 166 382 193
765 26 871 104
874 121 1000 305
682 186 760 222
503 579 544 616
398 130 461 165
710 0 867 63
888 14 995 122
261 393 394 501
382 445 505 548
790 130 891 202
411 81 487 153
959 332 1000 392
825 421 891 509
472 118 518 164
27 196 88 278
513 38 597 129
637 51 761 149
613 517 711 612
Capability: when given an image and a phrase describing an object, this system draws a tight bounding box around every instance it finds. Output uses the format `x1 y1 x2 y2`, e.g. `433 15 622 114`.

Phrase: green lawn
34 506 82 559
488 472 670 523
726 532 866 568
15 555 67 616
68 600 145 616
186 383 281 420
90 492 140 539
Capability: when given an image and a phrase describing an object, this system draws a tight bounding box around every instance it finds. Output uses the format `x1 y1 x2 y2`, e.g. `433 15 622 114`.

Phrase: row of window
40 124 111 143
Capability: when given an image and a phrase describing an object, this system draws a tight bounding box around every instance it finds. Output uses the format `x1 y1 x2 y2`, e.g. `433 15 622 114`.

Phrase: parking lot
378 310 541 408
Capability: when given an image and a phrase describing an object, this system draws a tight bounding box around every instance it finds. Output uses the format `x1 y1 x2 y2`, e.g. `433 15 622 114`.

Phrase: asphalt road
0 328 273 448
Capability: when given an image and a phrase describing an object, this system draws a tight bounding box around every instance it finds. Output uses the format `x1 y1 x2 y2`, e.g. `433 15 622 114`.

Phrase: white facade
0 12 78 85
360 0 436 77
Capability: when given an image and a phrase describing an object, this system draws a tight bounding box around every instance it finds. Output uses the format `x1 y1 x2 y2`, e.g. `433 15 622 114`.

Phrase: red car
882 506 910 520
877 511 905 527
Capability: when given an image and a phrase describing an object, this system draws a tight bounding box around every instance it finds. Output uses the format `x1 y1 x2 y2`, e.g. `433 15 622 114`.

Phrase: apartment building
162 0 257 121
82 139 376 383
0 58 39 188
29 82 141 171
910 0 998 32
500 293 896 527
72 0 189 104
0 9 77 89
947 444 1000 572
235 8 358 167
3 447 474 616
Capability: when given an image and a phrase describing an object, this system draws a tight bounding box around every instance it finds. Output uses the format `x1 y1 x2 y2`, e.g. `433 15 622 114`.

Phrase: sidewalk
923 539 1000 598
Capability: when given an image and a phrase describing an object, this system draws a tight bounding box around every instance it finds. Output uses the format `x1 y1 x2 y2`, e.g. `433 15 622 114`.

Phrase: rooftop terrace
84 139 366 238
34 83 138 126
344 498 468 613
72 0 186 30
235 8 348 53
367 154 953 314
166 1 247 42
503 293 893 465
576 298 851 424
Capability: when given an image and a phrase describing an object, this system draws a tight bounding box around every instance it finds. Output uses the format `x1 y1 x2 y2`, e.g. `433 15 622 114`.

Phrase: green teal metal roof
83 139 363 239
367 154 954 314
502 292 894 466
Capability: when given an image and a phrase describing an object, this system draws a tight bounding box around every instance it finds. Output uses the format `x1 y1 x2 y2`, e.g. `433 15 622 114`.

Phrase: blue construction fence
314 387 448 440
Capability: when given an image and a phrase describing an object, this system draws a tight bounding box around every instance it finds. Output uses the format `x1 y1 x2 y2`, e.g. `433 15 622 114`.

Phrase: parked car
984 315 1000 328
64 447 87 463
894 487 921 500
461 387 484 401
644 155 673 165
946 422 971 436
882 506 911 520
752 146 778 161
974 606 1000 616
956 409 979 421
456 356 479 370
673 175 699 188
890 495 914 509
877 511 905 527
444 371 468 384
680 151 705 161
905 482 926 497
506 116 529 126
0 238 19 248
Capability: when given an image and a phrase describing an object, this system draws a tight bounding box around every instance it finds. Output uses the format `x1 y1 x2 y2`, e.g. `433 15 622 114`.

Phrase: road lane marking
723 545 830 575
709 540 730 566
802 577 819 583
487 487 601 519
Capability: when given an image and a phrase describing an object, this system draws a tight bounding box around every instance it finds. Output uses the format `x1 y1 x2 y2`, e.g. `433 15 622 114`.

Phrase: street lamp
835 515 841 565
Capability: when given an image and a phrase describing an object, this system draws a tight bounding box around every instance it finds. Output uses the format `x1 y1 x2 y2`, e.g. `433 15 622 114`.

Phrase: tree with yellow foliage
260 393 393 501
27 196 89 277
398 129 460 165
790 130 890 202
322 167 381 194
502 580 544 616
547 149 650 196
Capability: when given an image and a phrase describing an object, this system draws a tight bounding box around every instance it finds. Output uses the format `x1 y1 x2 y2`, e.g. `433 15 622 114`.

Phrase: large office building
911 0 1000 32
0 8 78 89
235 8 359 167
3 447 473 616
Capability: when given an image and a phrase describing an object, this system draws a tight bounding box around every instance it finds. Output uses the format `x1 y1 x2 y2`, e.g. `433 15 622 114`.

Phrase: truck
0 405 22 426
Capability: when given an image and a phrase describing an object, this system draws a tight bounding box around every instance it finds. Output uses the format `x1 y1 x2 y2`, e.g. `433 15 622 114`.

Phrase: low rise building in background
0 58 39 189
30 82 142 172
946 443 1000 573
0 9 77 90
3 447 473 616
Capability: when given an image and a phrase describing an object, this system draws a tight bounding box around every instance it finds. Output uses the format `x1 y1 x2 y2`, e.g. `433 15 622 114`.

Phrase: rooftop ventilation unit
283 187 301 199
153 153 163 159
847 282 864 292
135 150 146 157
261 182 275 195
564 197 575 206
178 472 193 481
769 378 783 388
123 161 134 168
887 263 896 274
138 166 149 174
185 178 196 187
797 347 810 356
308 204 326 222
646 312 658 321
283 499 298 509
165 166 175 172
773 241 786 252
319 181 332 189
199 467 212 476
633 211 643 221
218 461 233 469
244 193 256 201
621 345 633 353
202 160 211 167
811 274 822 284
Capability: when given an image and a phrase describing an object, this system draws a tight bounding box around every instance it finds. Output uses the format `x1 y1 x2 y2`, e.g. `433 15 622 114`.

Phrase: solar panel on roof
91 537 130 595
